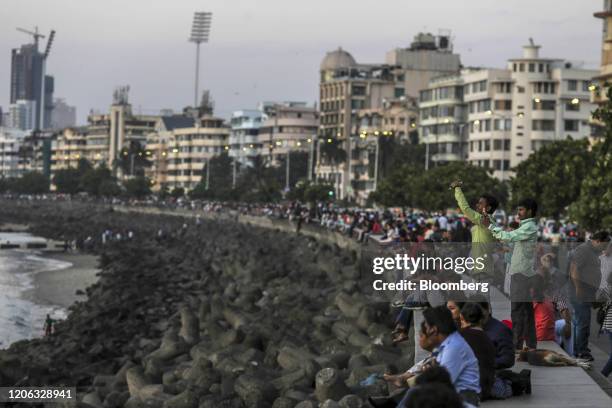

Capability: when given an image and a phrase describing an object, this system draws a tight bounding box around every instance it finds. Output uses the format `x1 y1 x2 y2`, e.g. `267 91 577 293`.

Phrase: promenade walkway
413 285 611 407
117 205 612 407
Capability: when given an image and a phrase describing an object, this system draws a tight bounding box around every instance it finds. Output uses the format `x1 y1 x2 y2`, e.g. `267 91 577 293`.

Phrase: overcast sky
0 0 603 124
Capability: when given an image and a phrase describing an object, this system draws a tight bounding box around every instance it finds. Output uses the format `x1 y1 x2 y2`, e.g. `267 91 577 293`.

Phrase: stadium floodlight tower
189 12 212 109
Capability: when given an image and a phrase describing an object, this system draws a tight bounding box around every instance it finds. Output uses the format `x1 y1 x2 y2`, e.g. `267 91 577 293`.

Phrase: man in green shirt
483 198 539 350
450 180 498 279
450 180 498 245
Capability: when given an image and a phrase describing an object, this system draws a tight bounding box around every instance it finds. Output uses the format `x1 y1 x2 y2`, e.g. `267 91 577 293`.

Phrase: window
420 90 433 102
494 100 512 110
493 140 502 150
565 101 580 111
528 63 535 72
532 120 555 131
519 63 525 72
495 82 512 93
503 160 510 169
494 160 501 170
513 63 517 72
517 86 525 93
567 80 577 92
582 81 590 92
484 140 491 151
532 100 555 110
484 119 491 131
539 63 544 73
564 120 579 131
394 88 405 98
504 140 511 151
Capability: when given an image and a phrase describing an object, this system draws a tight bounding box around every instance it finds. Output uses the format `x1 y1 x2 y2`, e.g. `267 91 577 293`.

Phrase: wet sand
24 252 100 308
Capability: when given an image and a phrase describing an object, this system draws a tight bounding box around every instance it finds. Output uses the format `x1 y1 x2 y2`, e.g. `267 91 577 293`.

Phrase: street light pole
308 135 316 181
425 138 429 171
373 135 380 192
285 150 290 191
232 156 237 189
205 157 210 190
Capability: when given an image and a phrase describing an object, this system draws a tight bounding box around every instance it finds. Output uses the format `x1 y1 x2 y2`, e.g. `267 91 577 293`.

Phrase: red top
533 301 556 341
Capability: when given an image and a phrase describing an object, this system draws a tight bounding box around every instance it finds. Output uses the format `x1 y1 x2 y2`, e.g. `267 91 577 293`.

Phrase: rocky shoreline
0 201 413 408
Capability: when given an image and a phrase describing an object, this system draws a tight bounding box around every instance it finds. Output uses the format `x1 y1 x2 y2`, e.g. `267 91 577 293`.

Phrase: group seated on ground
370 301 532 407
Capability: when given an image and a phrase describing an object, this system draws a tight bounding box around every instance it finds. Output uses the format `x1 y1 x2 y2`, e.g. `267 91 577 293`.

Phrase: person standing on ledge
44 314 54 337
449 180 498 278
483 199 538 351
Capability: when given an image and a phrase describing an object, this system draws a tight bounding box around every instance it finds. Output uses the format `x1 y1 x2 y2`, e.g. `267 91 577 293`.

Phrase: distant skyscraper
8 100 37 130
50 98 76 129
10 43 54 129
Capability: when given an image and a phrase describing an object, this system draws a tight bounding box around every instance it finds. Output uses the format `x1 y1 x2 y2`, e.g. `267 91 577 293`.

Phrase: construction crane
16 26 46 50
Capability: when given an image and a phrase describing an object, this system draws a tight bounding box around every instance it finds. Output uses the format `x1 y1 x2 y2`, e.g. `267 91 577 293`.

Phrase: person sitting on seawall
478 301 515 370
384 306 481 406
457 303 496 401
530 266 573 355
397 366 475 408
449 299 530 398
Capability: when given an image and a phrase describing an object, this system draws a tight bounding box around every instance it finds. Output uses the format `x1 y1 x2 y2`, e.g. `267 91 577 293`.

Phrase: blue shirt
436 331 481 394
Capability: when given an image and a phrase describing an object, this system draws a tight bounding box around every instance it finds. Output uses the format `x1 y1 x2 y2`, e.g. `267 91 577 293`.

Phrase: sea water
0 233 71 349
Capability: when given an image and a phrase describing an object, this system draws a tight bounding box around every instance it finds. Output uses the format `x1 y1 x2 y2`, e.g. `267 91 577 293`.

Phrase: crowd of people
2 187 612 408
367 181 612 407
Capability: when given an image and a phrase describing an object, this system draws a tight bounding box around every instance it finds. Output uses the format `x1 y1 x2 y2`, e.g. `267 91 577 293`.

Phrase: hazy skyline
0 0 604 124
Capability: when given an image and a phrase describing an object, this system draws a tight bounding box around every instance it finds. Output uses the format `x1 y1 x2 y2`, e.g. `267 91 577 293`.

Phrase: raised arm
454 187 481 225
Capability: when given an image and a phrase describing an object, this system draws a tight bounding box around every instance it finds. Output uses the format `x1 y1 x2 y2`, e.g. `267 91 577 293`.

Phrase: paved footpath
413 285 611 407
487 287 610 407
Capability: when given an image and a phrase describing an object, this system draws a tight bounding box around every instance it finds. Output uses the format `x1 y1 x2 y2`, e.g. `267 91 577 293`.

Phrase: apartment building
146 115 229 191
347 98 419 203
48 88 159 181
229 109 263 167
419 73 467 168
317 33 459 202
592 1 612 137
0 127 28 178
317 48 396 200
386 32 461 99
258 102 318 166
464 68 513 179
506 40 595 176
50 126 88 173
420 40 596 180
145 115 195 191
